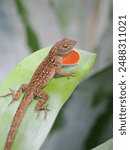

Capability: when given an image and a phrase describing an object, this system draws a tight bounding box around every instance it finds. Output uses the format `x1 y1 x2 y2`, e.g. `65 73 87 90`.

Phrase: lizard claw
0 89 14 98
42 105 50 120
0 93 12 98
67 70 77 79
7 89 17 106
8 98 16 106
36 111 40 120
9 88 16 97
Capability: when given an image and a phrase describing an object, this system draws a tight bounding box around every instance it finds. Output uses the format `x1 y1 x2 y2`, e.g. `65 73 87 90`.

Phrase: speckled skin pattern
4 38 77 150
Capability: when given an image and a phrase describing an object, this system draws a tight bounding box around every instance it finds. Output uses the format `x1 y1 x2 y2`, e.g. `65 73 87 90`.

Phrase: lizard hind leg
9 84 28 105
0 84 28 105
34 90 49 120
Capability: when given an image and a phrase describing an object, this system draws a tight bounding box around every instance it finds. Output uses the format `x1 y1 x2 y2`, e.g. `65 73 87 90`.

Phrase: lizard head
51 38 77 57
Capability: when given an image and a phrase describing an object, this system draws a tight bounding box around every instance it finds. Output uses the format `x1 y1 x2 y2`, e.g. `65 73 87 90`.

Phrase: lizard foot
8 89 17 106
66 70 78 79
36 105 50 120
1 84 27 104
0 89 17 106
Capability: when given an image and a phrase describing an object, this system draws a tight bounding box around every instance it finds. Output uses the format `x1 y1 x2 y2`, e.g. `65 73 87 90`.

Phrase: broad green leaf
92 139 113 150
0 46 96 150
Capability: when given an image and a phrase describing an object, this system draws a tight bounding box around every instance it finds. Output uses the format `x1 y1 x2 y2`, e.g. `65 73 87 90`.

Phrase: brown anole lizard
0 38 77 150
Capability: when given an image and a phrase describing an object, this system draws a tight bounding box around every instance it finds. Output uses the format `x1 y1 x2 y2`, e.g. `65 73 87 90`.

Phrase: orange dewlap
62 50 81 65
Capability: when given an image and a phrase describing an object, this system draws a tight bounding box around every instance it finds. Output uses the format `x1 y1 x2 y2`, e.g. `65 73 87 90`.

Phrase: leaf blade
92 139 113 150
0 46 96 150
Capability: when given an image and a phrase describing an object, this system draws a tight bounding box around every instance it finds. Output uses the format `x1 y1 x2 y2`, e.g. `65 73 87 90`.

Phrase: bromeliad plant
0 46 96 150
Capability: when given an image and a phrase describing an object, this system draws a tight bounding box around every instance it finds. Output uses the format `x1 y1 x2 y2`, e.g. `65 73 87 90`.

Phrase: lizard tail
4 93 34 150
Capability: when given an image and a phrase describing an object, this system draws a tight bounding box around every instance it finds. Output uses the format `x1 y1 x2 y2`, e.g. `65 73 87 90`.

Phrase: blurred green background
0 0 113 149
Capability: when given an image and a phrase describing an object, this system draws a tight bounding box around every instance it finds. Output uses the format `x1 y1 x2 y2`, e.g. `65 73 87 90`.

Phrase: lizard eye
63 45 68 48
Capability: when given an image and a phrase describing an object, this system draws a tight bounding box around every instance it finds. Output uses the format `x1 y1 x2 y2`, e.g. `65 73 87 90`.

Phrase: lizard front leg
34 89 49 119
0 84 28 105
55 63 76 77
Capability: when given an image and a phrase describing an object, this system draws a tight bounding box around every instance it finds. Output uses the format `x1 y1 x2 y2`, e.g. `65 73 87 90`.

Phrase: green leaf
92 139 113 150
0 46 96 150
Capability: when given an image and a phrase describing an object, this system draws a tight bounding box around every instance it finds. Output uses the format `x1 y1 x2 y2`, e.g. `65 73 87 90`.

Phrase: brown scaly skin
1 38 77 150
